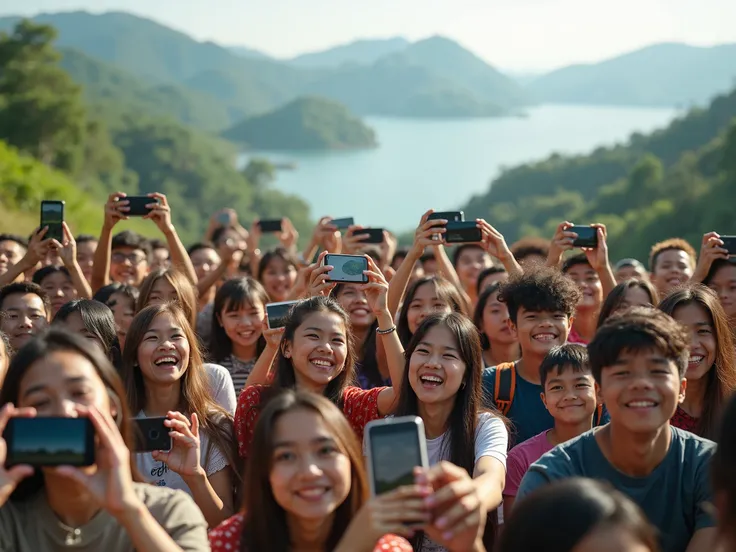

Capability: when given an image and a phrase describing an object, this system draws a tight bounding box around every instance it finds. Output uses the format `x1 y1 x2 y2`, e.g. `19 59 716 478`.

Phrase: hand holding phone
120 195 161 217
357 228 385 245
132 417 172 453
720 235 736 256
266 300 299 329
40 200 65 243
444 221 482 244
570 225 598 248
330 217 354 230
4 416 95 467
258 219 283 233
323 254 369 283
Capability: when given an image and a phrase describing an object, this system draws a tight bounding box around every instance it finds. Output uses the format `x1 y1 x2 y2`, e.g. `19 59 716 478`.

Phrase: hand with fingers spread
151 411 203 479
0 404 37 507
691 231 729 283
547 221 577 267
360 256 390 316
142 193 173 234
476 219 521 277
305 251 337 298
23 226 53 268
313 217 341 253
103 192 130 231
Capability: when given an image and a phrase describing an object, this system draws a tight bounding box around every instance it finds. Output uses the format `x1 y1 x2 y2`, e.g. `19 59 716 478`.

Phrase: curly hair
498 267 582 325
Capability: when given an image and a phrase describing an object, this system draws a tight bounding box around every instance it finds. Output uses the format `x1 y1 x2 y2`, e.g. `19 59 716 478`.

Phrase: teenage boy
649 238 696 297
482 268 582 444
0 234 27 279
517 308 717 552
0 282 50 351
503 343 598 513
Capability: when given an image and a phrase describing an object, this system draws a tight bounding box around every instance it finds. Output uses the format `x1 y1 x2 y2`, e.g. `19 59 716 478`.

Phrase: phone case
5 417 95 467
571 226 598 248
358 228 384 244
125 196 158 217
259 219 283 233
133 417 172 452
266 300 299 329
428 211 464 222
720 236 736 255
444 221 482 244
330 217 354 229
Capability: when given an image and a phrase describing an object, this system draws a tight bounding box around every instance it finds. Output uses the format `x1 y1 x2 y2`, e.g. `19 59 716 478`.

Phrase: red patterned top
567 327 589 345
235 384 385 459
209 512 413 552
671 406 699 435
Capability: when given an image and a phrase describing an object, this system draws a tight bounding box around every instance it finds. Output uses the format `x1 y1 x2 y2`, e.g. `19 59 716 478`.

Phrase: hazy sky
2 0 734 70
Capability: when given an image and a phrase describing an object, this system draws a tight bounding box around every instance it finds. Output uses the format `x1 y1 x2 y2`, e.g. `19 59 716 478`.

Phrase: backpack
493 362 604 424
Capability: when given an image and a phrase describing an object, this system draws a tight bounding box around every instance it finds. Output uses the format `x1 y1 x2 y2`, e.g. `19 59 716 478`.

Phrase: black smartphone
330 217 354 230
357 228 385 244
323 254 369 283
444 221 482 244
132 417 172 453
123 196 160 217
266 300 299 329
258 219 283 233
40 200 65 243
720 235 736 256
427 211 464 223
365 416 429 496
570 225 598 248
4 417 95 467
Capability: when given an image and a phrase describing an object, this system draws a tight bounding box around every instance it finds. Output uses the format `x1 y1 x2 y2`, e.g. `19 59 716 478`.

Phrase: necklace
57 520 83 546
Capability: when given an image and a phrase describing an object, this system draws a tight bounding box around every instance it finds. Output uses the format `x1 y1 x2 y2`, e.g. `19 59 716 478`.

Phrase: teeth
420 375 443 384
627 401 656 408
297 488 327 498
688 356 704 364
311 359 332 367
533 334 555 341
154 356 177 365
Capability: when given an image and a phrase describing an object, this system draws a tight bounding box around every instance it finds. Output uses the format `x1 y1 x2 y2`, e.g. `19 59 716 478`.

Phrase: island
222 96 377 150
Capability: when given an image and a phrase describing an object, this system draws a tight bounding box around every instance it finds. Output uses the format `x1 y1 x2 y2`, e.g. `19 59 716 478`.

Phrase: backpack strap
493 362 517 416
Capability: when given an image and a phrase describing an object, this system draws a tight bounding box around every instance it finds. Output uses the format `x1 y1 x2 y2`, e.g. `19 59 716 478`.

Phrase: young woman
658 285 736 439
235 256 406 461
392 311 508 551
122 303 240 527
0 330 10 387
52 299 122 370
93 282 139 350
597 279 659 328
0 329 209 550
210 390 421 552
498 478 658 552
209 277 268 395
257 247 298 303
704 258 736 326
713 395 736 552
473 283 520 368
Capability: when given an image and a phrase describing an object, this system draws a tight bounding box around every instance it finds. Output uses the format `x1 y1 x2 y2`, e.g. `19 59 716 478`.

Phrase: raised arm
144 193 197 285
92 192 128 292
58 223 92 299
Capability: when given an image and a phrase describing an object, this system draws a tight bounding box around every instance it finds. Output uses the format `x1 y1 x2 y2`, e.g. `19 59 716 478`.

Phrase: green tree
243 158 276 187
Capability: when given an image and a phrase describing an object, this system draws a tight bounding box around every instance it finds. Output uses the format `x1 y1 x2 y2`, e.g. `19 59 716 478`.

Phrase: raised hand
261 315 286 348
313 217 341 253
360 256 390 316
0 404 36 508
278 218 299 250
305 251 336 297
342 225 369 254
103 192 129 230
691 231 729 283
547 221 577 267
142 193 173 234
151 412 202 479
412 210 446 256
24 226 53 268
582 223 610 272
58 222 78 268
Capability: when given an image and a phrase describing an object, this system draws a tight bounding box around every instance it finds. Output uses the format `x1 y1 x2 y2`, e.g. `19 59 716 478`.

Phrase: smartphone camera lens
148 429 160 440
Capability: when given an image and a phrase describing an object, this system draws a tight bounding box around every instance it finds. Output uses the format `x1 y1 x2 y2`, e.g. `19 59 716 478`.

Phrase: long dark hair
473 282 502 350
397 276 468 346
209 277 269 363
0 329 144 501
597 279 659 328
52 299 122 370
239 390 368 552
658 285 736 439
136 269 198 329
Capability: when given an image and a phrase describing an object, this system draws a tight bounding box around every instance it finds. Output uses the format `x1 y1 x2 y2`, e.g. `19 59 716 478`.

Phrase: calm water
240 104 679 233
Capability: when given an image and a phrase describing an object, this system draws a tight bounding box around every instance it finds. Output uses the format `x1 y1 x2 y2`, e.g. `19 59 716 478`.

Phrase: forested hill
461 88 736 260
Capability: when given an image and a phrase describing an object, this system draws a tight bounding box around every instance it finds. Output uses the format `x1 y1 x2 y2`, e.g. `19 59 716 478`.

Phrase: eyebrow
273 436 335 448
23 376 90 398
145 326 184 334
417 340 458 351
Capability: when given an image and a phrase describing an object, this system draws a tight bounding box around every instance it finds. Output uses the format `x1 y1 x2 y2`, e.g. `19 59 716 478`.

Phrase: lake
239 104 679 233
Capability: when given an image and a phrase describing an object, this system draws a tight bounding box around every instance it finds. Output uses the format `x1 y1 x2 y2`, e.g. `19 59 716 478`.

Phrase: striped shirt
216 355 256 397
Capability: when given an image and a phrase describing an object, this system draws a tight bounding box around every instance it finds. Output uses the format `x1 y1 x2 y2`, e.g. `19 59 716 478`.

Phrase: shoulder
343 385 385 404
237 384 267 407
204 362 229 378
531 430 594 469
133 482 207 524
209 513 244 551
373 534 413 552
476 412 508 436
670 426 717 463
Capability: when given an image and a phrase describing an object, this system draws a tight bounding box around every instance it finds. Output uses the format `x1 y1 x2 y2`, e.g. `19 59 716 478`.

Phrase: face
482 291 516 346
151 248 170 272
269 409 352 522
408 325 466 405
136 312 191 386
147 277 177 306
422 258 438 276
218 299 265 354
615 265 648 283
672 303 716 383
110 246 149 286
572 525 652 552
0 240 25 276
542 366 598 425
336 285 375 329
707 264 736 321
76 240 97 283
600 348 685 434
262 257 297 302
190 247 221 282
406 282 453 334
652 249 693 295
0 293 48 351
455 247 492 291
478 271 508 293
58 311 105 353
618 287 654 312
512 307 571 358
283 311 347 392
107 292 135 348
565 264 603 311
39 271 76 315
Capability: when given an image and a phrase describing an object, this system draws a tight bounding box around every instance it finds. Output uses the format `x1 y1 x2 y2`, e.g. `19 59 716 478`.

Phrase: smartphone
323 254 368 283
720 236 736 256
132 417 172 453
4 417 95 467
330 217 354 230
124 196 160 217
40 200 65 243
217 212 232 226
570 225 598 248
365 416 429 496
258 219 283 233
427 211 464 223
444 221 482 244
266 300 299 329
357 228 385 244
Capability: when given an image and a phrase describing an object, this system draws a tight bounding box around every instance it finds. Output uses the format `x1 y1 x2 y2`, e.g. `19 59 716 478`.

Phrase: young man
482 268 581 444
517 308 717 552
0 282 50 351
503 343 598 513
649 238 696 297
0 234 28 279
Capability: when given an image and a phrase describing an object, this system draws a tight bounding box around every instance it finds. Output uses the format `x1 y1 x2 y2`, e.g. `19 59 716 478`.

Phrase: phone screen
324 255 368 283
330 217 354 230
5 417 94 467
259 219 283 233
41 201 64 242
266 301 299 329
368 420 424 495
571 225 598 248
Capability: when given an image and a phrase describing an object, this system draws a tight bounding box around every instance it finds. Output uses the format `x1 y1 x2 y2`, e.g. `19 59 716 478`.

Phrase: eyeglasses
111 253 147 265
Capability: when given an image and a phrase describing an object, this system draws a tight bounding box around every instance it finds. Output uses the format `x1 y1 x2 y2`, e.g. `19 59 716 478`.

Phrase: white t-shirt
205 362 236 415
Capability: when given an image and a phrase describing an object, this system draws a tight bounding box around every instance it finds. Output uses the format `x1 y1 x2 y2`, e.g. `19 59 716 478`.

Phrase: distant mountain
529 42 736 107
222 97 377 150
227 45 271 59
289 37 410 68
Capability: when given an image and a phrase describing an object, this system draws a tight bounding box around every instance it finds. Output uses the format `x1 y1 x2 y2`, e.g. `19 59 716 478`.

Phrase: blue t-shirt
517 426 716 552
482 364 554 445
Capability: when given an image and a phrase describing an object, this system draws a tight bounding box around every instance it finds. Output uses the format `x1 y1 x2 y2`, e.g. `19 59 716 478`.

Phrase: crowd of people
0 191 733 552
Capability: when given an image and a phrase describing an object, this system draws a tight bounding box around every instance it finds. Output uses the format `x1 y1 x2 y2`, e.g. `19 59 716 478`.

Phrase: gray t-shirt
0 482 208 551
517 426 716 552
